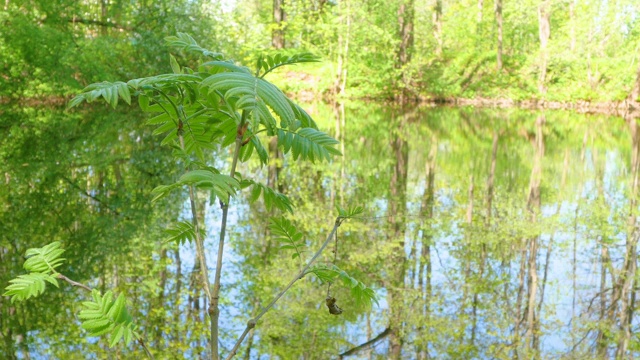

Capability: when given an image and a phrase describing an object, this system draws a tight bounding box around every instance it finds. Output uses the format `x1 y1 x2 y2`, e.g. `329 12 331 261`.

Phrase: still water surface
1 103 638 359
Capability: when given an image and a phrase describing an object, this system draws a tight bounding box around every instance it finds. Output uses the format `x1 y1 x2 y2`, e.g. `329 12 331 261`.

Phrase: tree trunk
495 0 503 71
477 0 483 23
100 0 109 36
628 63 640 104
569 0 576 52
432 0 443 57
537 1 551 93
396 0 415 103
333 0 351 97
1 300 16 359
272 0 286 49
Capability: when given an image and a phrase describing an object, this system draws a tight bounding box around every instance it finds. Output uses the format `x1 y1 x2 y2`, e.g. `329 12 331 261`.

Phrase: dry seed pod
326 296 343 315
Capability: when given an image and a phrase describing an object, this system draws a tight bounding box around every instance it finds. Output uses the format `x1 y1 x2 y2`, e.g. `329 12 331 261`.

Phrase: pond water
1 103 638 359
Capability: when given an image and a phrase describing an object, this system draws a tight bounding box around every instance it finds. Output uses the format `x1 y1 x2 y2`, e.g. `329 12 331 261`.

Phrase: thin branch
57 273 92 292
137 338 156 360
63 17 133 31
211 110 248 360
338 327 391 358
224 217 345 360
177 128 214 358
61 176 124 218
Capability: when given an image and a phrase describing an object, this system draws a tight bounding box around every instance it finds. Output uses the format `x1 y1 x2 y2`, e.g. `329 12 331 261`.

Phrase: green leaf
165 32 223 59
151 169 239 203
179 170 240 201
337 205 364 218
277 127 341 163
3 273 58 303
269 217 306 260
23 241 66 274
69 81 132 109
109 324 125 348
67 95 85 109
165 220 197 245
258 52 320 78
169 54 181 74
245 181 293 213
116 82 131 105
251 136 269 165
138 95 150 111
201 72 295 127
200 60 251 74
307 264 378 309
79 290 137 348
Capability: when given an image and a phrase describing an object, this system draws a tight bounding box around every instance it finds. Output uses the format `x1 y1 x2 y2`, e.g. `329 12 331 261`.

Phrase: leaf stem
224 217 344 360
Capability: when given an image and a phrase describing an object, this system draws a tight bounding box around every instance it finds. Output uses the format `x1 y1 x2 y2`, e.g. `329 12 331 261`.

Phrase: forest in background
5 1 640 359
2 0 640 105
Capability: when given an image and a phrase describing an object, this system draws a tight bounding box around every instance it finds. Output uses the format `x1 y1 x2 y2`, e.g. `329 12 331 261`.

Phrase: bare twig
57 273 92 292
224 217 345 360
62 17 134 31
61 176 124 218
137 338 156 360
338 327 390 358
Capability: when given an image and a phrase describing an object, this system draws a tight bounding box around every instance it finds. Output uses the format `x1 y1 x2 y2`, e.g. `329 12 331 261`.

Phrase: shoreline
4 94 640 118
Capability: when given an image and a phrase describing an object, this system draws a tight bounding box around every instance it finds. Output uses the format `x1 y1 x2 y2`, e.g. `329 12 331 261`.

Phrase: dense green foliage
3 0 640 359
2 0 639 104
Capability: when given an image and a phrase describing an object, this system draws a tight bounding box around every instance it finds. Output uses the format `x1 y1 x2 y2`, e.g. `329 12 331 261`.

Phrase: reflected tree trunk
460 172 474 347
524 116 544 354
173 247 182 345
592 145 610 358
417 136 437 360
460 172 473 347
1 299 16 359
155 246 168 346
471 132 498 346
615 117 640 357
387 113 409 360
